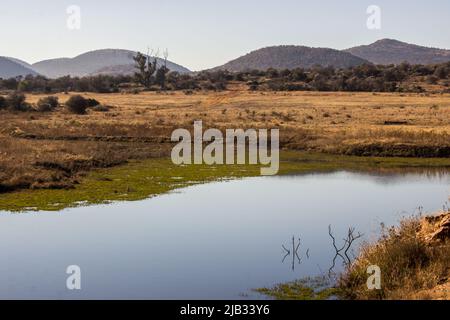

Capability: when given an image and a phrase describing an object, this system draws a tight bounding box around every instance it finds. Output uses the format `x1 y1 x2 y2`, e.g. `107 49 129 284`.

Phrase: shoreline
1 151 450 212
256 210 450 300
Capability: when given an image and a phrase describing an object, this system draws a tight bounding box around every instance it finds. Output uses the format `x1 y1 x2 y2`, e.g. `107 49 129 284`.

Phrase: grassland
1 89 450 208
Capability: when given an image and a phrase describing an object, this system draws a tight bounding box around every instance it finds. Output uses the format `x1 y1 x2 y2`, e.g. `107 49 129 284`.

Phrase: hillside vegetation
1 61 450 94
346 39 450 65
213 45 368 71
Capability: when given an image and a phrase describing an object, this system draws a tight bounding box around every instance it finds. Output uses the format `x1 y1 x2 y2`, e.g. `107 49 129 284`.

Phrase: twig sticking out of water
281 236 302 270
328 225 363 276
343 227 363 263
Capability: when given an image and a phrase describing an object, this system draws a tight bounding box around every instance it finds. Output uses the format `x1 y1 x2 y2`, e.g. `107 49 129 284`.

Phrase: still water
0 170 449 299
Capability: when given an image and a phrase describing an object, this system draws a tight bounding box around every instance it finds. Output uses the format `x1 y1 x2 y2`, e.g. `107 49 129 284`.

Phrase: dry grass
1 90 449 192
338 212 450 300
0 136 170 192
18 90 450 147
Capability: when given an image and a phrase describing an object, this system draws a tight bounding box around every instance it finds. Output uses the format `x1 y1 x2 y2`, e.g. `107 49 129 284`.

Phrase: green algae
1 151 449 212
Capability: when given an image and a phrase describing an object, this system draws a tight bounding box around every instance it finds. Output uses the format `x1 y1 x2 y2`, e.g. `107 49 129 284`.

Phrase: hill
0 57 39 78
212 45 369 71
32 49 190 78
345 39 450 65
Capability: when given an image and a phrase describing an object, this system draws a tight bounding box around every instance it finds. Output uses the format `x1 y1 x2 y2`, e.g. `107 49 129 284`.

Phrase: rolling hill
4 57 34 69
212 45 369 71
345 39 450 65
32 49 190 78
3 40 450 80
0 57 39 79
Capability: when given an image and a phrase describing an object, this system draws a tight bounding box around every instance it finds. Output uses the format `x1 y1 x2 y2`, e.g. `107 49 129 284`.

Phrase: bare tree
133 48 158 89
156 48 170 90
328 225 363 275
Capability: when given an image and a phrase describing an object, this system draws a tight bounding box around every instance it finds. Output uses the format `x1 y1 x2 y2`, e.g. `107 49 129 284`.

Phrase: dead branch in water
328 225 363 275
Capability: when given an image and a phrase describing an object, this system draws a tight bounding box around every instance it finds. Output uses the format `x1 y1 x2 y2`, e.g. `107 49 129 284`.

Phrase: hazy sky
1 0 450 71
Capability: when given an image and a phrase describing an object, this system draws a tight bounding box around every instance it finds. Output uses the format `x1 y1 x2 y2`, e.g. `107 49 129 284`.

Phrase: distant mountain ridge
0 57 39 79
212 45 369 71
2 40 450 79
32 49 191 78
4 57 34 69
345 39 450 65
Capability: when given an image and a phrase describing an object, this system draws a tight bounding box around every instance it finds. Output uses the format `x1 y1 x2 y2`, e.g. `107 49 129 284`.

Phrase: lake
0 170 449 299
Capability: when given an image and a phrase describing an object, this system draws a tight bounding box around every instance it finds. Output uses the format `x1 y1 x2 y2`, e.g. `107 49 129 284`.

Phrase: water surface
0 170 449 299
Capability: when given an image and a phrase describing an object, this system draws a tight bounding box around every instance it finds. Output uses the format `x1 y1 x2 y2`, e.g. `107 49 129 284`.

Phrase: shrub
86 98 100 107
434 66 448 79
36 96 59 112
65 95 89 114
6 92 30 111
0 96 6 110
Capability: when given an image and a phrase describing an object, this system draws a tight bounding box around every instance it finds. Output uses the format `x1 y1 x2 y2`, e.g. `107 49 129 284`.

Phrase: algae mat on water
1 152 450 212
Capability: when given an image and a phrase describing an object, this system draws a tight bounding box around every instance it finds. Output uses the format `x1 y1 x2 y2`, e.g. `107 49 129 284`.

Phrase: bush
86 98 100 107
36 96 59 112
0 96 6 110
6 92 30 111
434 66 448 79
65 95 89 114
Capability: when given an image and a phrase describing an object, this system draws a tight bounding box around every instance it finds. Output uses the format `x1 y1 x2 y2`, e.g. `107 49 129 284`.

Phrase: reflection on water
0 170 449 299
281 226 364 277
327 226 363 276
281 237 302 271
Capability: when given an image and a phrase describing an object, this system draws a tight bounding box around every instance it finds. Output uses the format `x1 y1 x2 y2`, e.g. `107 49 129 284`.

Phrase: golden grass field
1 89 450 192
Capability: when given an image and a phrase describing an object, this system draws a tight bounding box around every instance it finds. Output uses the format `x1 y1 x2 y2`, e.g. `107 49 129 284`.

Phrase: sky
1 0 450 71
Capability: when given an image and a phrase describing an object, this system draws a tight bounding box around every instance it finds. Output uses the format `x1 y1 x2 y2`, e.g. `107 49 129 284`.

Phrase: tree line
1 59 449 94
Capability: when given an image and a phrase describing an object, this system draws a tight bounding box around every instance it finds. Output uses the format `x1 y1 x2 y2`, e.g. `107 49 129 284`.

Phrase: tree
133 50 158 89
266 68 279 78
434 66 448 79
155 49 170 90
